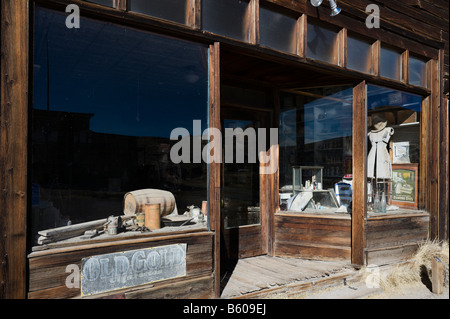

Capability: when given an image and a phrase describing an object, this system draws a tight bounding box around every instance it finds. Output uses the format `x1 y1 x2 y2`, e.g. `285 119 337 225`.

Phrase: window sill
30 221 209 256
367 208 429 220
276 208 429 220
276 210 351 219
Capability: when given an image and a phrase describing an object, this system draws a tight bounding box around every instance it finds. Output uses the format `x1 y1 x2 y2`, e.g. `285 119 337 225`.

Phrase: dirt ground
302 241 449 299
293 279 449 299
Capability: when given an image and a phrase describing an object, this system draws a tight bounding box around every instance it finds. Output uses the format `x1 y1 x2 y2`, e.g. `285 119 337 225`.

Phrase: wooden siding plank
28 232 213 298
274 214 351 262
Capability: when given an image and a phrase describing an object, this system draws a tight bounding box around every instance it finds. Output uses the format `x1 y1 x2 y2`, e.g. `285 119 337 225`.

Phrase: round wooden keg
123 189 175 217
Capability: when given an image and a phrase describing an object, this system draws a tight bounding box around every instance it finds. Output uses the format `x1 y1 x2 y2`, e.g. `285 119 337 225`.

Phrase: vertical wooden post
429 57 440 240
351 81 367 266
338 28 347 68
269 89 281 256
371 40 380 76
431 257 444 294
401 50 409 84
437 49 448 241
297 14 307 58
188 0 201 29
0 0 29 299
209 42 221 298
248 0 259 45
419 97 429 210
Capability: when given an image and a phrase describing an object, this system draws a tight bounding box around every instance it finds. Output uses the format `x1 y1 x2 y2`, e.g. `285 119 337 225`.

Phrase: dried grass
360 239 449 292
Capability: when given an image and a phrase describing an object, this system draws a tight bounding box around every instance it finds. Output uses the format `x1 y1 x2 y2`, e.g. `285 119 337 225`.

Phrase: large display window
31 7 209 245
366 85 424 213
279 86 353 214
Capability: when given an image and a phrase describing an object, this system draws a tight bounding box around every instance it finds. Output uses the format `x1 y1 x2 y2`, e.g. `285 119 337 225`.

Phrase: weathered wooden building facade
1 0 448 299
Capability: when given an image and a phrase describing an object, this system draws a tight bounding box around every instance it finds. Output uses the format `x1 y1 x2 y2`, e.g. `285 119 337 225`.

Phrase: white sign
81 244 187 296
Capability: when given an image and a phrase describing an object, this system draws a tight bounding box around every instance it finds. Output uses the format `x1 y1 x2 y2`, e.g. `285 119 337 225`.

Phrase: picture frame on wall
391 163 419 209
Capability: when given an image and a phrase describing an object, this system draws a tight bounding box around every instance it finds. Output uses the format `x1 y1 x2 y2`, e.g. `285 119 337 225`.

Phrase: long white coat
367 127 394 179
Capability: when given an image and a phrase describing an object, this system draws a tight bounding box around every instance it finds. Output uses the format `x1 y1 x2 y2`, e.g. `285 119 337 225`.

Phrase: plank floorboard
220 255 351 298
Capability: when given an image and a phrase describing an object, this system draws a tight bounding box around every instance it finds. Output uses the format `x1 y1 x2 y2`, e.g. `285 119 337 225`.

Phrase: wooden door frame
208 42 221 298
220 104 273 260
351 81 367 266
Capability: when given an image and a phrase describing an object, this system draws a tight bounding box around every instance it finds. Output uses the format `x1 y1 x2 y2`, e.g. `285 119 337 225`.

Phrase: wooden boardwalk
220 255 355 298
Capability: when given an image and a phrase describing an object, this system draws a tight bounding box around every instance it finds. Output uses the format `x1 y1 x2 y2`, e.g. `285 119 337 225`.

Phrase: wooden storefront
1 0 448 299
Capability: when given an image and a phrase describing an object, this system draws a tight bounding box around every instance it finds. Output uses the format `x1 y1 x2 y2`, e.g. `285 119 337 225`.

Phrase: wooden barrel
123 189 175 217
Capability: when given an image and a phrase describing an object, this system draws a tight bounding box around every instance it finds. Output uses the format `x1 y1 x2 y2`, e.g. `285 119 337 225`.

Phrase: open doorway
217 49 355 294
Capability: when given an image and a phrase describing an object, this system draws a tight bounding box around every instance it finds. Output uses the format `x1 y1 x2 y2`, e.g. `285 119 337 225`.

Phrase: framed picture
393 141 410 164
391 163 418 209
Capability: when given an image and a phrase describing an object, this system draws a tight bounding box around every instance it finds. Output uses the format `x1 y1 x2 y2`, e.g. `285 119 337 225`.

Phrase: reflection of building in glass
32 109 207 242
279 87 353 191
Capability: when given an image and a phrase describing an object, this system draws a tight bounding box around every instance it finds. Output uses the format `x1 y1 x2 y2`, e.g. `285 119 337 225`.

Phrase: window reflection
380 45 401 80
32 7 208 243
259 6 297 54
86 0 114 7
307 21 338 64
347 35 372 74
128 0 189 25
366 85 423 213
202 0 250 41
222 119 261 228
409 55 428 87
279 87 353 214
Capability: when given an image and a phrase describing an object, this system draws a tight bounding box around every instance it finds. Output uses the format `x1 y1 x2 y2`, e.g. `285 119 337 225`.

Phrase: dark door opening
219 105 271 290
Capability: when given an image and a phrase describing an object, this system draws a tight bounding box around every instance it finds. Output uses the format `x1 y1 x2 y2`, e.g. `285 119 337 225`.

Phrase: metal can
136 213 145 227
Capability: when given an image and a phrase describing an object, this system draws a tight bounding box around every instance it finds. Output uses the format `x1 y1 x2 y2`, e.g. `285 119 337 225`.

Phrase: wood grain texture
28 232 214 299
274 214 352 261
208 42 221 298
366 213 429 264
351 81 367 266
0 0 29 299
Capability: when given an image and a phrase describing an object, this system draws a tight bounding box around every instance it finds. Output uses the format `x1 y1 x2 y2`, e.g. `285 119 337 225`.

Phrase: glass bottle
380 192 387 213
374 191 380 212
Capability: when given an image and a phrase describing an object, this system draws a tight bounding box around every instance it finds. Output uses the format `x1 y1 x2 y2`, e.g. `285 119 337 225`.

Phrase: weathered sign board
81 243 187 296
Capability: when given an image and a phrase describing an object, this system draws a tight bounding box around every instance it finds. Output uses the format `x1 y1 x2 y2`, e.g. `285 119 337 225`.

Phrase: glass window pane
307 21 338 64
222 119 261 228
366 85 423 213
380 45 401 80
202 0 250 42
32 7 209 244
279 87 353 213
85 0 114 7
221 85 267 108
347 35 372 74
259 6 297 54
128 0 188 25
409 55 428 87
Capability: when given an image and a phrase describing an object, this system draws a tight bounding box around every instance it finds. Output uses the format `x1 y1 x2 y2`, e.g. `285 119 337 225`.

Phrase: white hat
372 115 387 131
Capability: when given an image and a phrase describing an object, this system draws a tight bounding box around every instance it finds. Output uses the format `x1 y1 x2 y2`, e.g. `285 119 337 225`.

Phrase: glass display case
292 166 323 194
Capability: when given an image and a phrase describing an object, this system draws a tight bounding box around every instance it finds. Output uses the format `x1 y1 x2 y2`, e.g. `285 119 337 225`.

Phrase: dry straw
362 239 449 291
